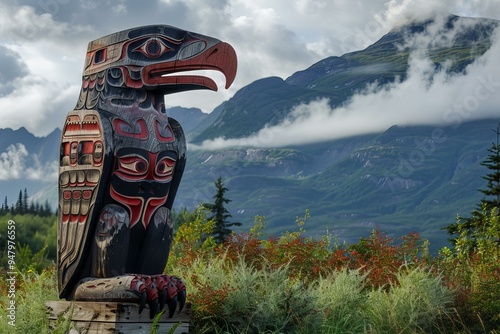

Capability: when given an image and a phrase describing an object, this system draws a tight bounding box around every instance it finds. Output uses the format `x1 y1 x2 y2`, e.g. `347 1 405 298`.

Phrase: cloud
192 14 500 150
0 144 28 180
0 1 499 138
0 71 80 136
26 155 59 181
0 143 58 181
0 45 28 96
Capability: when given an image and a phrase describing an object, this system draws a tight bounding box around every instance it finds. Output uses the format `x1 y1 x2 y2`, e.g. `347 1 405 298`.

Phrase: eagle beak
143 42 237 93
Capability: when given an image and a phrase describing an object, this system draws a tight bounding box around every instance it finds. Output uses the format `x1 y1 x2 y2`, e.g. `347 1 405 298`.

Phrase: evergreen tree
29 202 36 215
3 196 7 211
479 124 500 208
15 190 23 214
445 123 500 248
42 200 52 217
203 177 241 244
23 188 29 213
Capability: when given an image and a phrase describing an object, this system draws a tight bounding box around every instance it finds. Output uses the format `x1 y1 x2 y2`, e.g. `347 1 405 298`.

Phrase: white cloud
192 15 500 150
26 155 59 181
0 73 80 136
0 143 58 181
0 144 28 180
0 0 499 137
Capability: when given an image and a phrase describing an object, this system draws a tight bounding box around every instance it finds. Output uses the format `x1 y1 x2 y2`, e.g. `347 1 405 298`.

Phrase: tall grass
313 269 367 333
366 267 453 333
0 209 498 333
0 266 70 334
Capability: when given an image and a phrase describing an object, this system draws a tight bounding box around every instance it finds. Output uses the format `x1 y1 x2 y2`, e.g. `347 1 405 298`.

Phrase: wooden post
46 301 191 333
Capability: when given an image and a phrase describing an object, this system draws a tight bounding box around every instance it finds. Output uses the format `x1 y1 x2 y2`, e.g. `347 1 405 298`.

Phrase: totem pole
57 25 237 318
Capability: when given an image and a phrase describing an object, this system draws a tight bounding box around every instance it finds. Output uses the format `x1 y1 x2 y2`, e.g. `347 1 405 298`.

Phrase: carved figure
57 25 237 318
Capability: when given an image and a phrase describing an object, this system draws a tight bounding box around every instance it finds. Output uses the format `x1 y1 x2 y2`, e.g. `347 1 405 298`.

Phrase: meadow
0 207 499 333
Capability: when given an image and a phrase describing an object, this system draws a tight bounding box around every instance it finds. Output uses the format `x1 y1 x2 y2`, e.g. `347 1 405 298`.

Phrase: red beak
142 42 237 93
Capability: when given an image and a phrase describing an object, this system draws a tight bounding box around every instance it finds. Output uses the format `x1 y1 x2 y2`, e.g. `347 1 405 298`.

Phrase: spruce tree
444 123 500 248
16 189 23 214
42 200 52 216
23 188 29 213
203 177 241 244
479 124 500 209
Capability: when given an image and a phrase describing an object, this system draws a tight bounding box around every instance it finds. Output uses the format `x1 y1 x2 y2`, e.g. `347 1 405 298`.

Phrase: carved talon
167 294 178 318
163 275 179 317
144 277 159 319
154 275 168 310
131 276 148 314
173 277 186 313
138 291 147 314
148 298 159 319
73 274 186 318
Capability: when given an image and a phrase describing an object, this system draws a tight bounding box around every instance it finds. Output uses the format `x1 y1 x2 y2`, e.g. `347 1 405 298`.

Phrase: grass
0 266 68 334
0 210 499 333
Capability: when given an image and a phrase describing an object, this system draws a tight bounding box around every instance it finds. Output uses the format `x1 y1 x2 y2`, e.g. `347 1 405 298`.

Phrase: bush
168 213 453 333
439 207 500 332
0 210 496 333
366 267 453 333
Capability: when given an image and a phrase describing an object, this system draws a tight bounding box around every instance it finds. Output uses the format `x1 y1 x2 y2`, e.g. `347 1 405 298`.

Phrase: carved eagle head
82 25 237 94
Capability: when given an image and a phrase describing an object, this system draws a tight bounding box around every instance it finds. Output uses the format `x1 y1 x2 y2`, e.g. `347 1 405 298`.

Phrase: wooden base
46 301 191 333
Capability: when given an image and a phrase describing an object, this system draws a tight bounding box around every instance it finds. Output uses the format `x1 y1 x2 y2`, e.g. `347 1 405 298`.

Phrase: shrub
348 228 430 289
366 267 453 333
313 269 367 333
439 207 500 332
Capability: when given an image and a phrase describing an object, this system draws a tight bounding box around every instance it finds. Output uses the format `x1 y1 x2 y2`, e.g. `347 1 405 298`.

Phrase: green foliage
167 213 456 333
440 131 500 331
0 267 63 334
15 244 51 274
366 267 453 333
439 207 500 331
165 206 216 275
445 132 500 248
0 213 57 271
313 269 367 333
0 208 496 333
479 126 500 209
0 188 53 217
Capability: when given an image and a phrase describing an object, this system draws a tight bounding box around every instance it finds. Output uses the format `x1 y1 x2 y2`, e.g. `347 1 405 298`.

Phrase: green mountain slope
175 119 497 253
168 15 500 253
194 15 498 142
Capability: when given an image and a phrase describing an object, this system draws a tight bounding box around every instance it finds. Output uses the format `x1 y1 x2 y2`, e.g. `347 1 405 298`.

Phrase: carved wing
57 109 112 298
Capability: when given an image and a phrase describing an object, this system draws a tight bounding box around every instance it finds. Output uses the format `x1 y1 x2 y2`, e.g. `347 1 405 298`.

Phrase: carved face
110 147 177 229
95 204 128 242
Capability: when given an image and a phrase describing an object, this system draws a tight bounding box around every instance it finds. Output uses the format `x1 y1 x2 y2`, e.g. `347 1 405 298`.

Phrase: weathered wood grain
46 301 191 333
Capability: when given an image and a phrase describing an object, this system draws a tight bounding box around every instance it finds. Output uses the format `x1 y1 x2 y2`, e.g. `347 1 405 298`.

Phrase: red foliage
212 227 428 288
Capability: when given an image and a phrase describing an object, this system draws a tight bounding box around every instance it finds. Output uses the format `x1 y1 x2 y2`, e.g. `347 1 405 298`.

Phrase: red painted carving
58 25 237 319
113 118 149 140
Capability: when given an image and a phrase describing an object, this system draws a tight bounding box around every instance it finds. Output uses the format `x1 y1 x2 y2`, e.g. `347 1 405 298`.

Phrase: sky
0 0 499 144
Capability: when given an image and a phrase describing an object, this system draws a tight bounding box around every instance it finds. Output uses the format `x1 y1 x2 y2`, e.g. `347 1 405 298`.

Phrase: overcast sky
0 0 499 140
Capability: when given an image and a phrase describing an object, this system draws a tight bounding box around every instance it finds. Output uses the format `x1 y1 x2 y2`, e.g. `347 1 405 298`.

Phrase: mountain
179 14 500 252
167 106 212 141
1 14 498 254
194 15 498 142
0 127 60 209
175 118 496 253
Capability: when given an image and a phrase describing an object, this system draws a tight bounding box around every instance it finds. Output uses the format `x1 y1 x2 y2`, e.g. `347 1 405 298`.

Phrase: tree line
0 188 53 217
